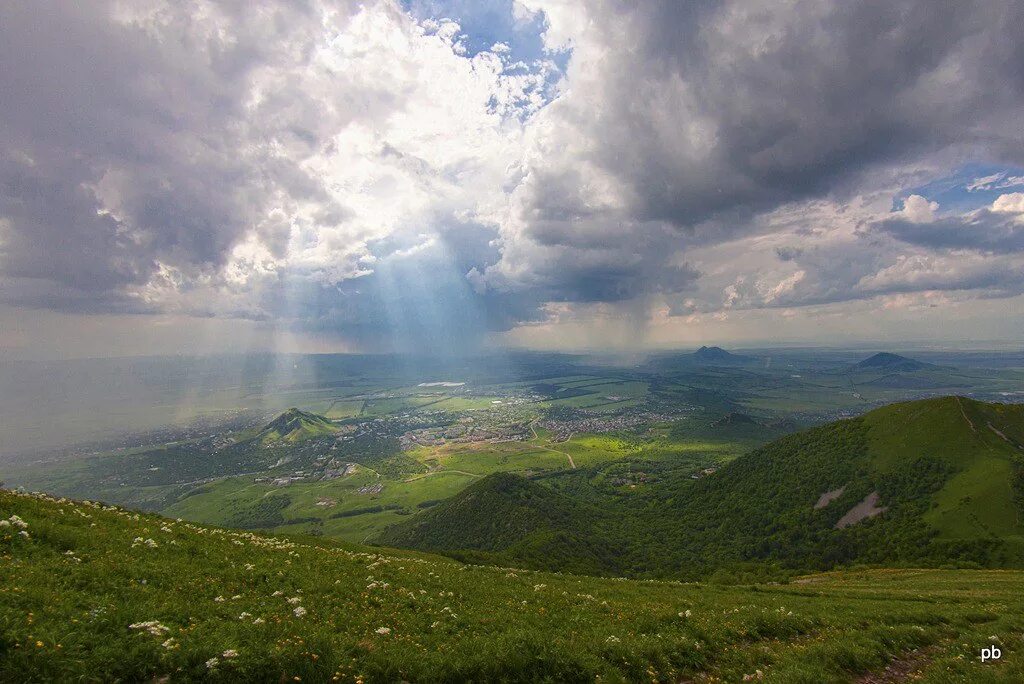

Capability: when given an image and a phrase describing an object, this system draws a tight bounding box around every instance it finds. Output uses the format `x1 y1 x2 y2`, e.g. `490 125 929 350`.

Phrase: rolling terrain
3 487 1024 682
5 350 1024 551
377 397 1024 578
254 408 340 444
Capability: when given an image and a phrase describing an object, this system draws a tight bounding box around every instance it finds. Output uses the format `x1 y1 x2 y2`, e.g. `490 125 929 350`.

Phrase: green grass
379 398 1024 579
865 397 1024 542
4 488 1024 682
147 416 753 548
163 467 480 543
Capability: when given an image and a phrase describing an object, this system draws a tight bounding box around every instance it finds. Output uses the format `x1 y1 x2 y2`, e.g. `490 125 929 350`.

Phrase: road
529 420 577 469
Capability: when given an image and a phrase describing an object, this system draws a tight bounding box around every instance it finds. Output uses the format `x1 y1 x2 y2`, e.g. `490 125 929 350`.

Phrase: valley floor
3 488 1024 683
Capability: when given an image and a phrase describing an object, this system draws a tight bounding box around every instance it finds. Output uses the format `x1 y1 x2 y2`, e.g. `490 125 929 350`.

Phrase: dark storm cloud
528 0 1024 229
3 0 1024 346
0 0 350 308
485 0 1024 313
875 209 1024 254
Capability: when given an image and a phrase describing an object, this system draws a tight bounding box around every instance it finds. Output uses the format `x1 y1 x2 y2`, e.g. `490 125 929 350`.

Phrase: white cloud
898 195 938 222
992 192 1024 214
4 0 1024 354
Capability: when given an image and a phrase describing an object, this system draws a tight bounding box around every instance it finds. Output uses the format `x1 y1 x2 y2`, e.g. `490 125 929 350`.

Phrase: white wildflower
222 649 239 658
205 657 219 669
287 597 302 605
375 627 391 635
129 620 170 636
293 606 307 617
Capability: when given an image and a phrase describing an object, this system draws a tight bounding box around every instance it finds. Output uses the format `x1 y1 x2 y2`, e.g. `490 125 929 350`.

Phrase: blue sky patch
895 163 1024 213
402 0 568 67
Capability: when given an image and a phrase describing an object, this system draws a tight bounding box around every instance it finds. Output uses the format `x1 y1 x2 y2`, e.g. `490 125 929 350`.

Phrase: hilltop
691 345 755 365
378 397 1024 577
374 473 613 574
851 352 933 373
4 487 1024 682
256 408 339 444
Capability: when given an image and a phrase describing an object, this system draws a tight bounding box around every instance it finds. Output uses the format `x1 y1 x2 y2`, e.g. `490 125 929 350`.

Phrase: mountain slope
377 397 1024 577
256 408 339 444
374 472 617 573
5 488 1024 682
852 352 932 373
653 397 1024 572
691 346 755 365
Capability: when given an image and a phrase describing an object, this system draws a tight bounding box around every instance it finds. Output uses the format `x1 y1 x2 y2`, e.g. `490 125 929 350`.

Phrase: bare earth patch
814 485 846 509
988 422 1024 451
855 645 939 683
835 491 887 529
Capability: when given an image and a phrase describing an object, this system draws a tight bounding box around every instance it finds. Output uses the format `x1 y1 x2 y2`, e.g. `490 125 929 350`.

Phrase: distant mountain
852 352 932 373
256 408 339 444
377 397 1024 577
691 346 755 365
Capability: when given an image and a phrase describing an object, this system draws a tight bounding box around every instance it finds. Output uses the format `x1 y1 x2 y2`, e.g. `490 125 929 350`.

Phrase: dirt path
529 420 577 469
855 645 940 683
356 464 382 479
403 469 480 483
956 396 977 433
988 422 1024 451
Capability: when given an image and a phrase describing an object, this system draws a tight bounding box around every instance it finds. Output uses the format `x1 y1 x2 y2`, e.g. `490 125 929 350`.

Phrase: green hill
256 408 339 444
5 487 1024 682
850 352 934 373
374 473 617 574
654 396 1024 573
377 397 1024 578
691 345 756 366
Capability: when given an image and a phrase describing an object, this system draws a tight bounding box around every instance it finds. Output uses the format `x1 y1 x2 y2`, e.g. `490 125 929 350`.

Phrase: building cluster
538 412 676 442
399 420 531 449
254 458 356 487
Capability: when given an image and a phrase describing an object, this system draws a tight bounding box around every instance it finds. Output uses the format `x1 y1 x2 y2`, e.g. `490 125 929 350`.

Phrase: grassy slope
375 473 614 574
257 409 340 444
4 488 1024 683
864 397 1024 541
378 397 1024 578
162 420 737 543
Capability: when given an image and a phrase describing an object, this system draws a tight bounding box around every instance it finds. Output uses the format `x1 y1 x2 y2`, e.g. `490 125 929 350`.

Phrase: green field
379 397 1024 580
5 488 1024 683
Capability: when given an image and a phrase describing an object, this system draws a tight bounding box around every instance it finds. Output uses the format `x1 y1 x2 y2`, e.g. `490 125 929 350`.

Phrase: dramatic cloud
473 0 1024 332
877 193 1024 255
2 0 1024 354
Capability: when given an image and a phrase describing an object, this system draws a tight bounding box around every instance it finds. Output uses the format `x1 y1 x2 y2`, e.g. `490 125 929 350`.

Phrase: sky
2 0 1024 359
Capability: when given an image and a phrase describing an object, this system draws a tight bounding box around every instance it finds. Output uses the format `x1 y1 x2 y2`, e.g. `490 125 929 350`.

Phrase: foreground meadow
2 488 1023 682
